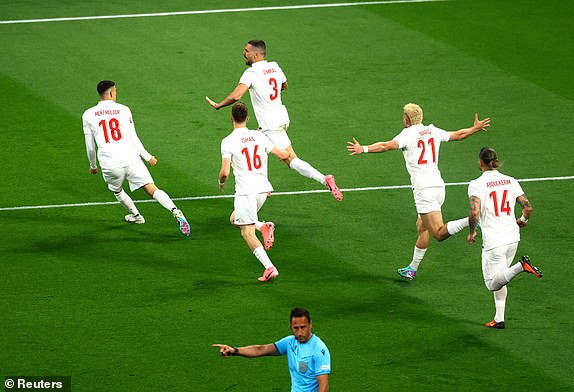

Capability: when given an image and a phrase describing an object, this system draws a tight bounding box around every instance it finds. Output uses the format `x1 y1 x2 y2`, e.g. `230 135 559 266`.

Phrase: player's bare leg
143 183 190 236
238 223 278 282
398 216 429 280
283 145 342 201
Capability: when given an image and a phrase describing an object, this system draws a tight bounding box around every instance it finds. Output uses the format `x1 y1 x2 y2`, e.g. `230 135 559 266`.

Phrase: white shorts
481 242 519 289
102 159 153 193
413 186 445 214
233 193 268 225
262 124 291 150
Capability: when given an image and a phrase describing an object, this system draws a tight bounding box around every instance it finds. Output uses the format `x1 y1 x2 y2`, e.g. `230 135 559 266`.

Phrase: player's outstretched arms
347 137 399 155
449 114 491 141
205 84 249 110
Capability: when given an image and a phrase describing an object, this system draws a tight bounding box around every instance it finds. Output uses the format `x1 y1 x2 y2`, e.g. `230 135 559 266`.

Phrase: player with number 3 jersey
206 40 342 202
82 80 190 236
347 103 490 280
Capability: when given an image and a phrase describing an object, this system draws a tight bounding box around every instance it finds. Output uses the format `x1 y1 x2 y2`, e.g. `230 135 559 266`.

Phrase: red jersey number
241 145 262 171
269 78 279 101
489 189 512 217
417 138 436 165
99 118 122 143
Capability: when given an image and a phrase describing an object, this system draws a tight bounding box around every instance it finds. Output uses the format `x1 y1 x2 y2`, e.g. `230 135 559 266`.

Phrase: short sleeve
274 335 292 355
239 68 255 88
221 138 232 159
314 345 331 375
468 179 481 198
513 179 525 198
429 124 450 142
393 128 408 149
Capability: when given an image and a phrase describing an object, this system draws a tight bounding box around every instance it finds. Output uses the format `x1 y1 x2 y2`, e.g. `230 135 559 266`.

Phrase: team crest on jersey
298 361 308 373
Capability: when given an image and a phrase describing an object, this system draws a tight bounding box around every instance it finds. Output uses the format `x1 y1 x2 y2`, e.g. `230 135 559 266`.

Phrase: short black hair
97 80 115 96
231 102 248 123
290 307 311 323
479 147 502 169
248 40 266 57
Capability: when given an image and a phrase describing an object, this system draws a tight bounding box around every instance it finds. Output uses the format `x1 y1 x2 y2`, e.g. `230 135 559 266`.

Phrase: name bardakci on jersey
487 179 511 188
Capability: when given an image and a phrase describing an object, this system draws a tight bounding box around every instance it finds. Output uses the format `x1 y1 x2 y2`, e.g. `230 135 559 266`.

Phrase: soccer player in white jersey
83 80 190 236
347 103 491 280
218 102 289 282
467 147 542 329
206 39 343 202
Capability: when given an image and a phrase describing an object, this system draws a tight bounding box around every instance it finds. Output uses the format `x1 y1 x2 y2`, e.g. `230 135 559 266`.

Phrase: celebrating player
218 102 289 282
213 307 331 392
82 80 190 236
206 39 342 202
467 147 542 329
347 103 490 280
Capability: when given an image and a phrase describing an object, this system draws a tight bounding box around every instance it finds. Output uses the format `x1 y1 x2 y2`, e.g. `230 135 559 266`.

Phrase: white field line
0 175 572 212
0 0 447 25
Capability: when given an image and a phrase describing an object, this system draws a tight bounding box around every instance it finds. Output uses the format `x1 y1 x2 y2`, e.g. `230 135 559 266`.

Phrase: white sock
153 189 177 212
255 221 265 231
447 217 469 235
289 157 326 185
253 246 273 269
409 246 427 271
493 286 507 322
114 190 139 215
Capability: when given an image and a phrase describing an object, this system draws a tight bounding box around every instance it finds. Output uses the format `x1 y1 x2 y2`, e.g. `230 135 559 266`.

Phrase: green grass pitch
1 0 573 390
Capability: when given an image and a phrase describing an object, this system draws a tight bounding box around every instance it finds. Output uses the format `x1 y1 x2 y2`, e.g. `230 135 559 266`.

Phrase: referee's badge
298 361 308 373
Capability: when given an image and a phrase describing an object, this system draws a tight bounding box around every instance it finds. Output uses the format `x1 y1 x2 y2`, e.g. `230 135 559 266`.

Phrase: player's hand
517 218 528 228
467 231 477 244
474 114 491 132
219 181 225 193
148 156 158 166
89 168 98 175
346 137 363 155
212 344 234 357
205 96 218 109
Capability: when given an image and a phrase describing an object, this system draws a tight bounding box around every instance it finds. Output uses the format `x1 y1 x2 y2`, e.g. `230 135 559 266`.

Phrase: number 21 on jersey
99 118 122 143
417 138 436 165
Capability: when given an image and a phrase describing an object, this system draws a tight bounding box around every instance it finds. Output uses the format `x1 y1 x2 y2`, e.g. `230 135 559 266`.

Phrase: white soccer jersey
393 123 450 192
221 127 275 195
239 60 289 131
82 100 152 170
468 170 525 251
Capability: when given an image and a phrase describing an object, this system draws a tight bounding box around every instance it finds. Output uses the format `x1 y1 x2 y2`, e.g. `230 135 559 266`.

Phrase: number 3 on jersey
269 78 279 101
99 118 122 143
489 189 511 217
241 145 262 171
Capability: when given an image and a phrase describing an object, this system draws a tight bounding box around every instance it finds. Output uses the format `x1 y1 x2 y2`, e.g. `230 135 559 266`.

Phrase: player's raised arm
449 114 491 141
206 84 249 110
347 137 399 155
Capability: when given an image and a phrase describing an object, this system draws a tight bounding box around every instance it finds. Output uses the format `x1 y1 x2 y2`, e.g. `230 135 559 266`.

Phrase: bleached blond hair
403 103 423 125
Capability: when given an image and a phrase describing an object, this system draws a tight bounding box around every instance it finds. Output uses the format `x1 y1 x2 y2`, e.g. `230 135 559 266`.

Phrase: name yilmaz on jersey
94 109 120 116
487 179 511 187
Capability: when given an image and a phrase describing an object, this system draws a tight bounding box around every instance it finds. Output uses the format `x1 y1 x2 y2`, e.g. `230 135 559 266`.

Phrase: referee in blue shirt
213 308 331 392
